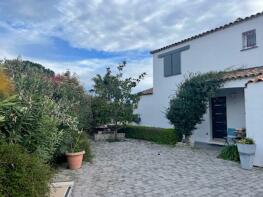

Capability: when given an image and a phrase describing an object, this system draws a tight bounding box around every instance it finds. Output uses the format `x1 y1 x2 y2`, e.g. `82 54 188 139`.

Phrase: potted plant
65 130 85 170
237 137 256 170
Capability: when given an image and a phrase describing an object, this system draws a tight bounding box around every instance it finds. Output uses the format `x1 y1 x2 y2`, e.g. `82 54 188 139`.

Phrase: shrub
31 114 63 163
53 131 93 163
91 62 146 139
0 96 64 163
124 125 178 145
1 59 93 163
218 145 240 162
0 69 14 99
0 95 39 144
0 143 53 197
166 72 224 138
238 137 255 144
52 71 93 132
79 132 93 162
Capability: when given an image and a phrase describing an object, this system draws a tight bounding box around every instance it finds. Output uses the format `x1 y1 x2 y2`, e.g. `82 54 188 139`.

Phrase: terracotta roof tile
139 88 153 95
224 66 263 80
151 11 263 54
246 75 263 86
139 66 263 96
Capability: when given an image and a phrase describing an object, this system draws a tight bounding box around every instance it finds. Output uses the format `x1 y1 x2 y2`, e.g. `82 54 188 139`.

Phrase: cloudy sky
0 0 263 91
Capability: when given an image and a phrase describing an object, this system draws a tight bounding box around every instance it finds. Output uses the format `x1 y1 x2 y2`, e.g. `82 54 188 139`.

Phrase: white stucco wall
136 94 170 127
245 82 263 167
193 87 246 143
137 15 263 136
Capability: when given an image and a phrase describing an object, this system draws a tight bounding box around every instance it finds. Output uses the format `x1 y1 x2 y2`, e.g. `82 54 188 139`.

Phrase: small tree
92 61 146 139
166 72 224 141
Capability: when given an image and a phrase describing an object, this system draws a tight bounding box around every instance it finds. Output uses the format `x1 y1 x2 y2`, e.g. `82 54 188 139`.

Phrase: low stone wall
94 133 125 141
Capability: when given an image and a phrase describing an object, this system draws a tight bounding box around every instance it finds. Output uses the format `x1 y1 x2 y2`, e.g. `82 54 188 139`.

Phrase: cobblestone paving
57 139 263 197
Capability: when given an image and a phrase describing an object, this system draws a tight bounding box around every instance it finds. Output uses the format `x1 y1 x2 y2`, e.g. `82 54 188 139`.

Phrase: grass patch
122 125 178 145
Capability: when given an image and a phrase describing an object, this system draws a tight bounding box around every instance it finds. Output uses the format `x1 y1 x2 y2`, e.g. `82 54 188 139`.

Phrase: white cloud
28 56 152 92
1 0 263 52
53 0 263 51
1 0 263 92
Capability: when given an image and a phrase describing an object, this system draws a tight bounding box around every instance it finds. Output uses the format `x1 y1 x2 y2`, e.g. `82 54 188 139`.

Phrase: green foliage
167 72 224 137
65 130 84 153
0 58 93 196
78 132 93 162
3 58 54 79
0 95 64 163
124 125 178 145
90 97 111 128
3 59 54 98
0 59 93 163
0 143 53 197
218 145 240 162
0 69 14 99
238 137 255 144
91 62 146 130
30 114 63 163
0 95 39 144
52 71 93 131
53 131 93 164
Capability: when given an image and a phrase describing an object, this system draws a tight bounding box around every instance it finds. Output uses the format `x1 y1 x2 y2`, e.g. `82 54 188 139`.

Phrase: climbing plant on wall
166 71 224 141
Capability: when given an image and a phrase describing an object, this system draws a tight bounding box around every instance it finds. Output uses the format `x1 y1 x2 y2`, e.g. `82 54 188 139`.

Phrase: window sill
241 46 258 51
164 73 181 78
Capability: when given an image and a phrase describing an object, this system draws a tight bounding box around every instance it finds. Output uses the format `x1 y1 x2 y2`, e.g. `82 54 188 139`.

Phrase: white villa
136 12 263 167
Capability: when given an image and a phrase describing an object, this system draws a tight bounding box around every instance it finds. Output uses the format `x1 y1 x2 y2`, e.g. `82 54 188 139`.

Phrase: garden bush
0 70 14 99
218 145 240 162
78 132 93 161
0 95 64 163
53 131 93 164
1 59 93 164
0 143 53 197
167 72 224 138
124 125 179 145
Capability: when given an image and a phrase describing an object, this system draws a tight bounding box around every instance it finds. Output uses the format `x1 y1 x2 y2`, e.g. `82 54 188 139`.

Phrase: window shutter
242 29 256 48
172 52 181 75
164 55 172 77
251 30 256 46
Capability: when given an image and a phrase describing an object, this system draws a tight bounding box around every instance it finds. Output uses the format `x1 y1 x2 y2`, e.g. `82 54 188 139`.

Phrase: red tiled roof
139 88 153 95
223 66 263 80
246 75 263 86
150 11 263 54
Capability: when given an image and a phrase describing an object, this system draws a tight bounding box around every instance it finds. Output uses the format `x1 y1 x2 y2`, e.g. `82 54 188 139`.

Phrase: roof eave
150 11 263 55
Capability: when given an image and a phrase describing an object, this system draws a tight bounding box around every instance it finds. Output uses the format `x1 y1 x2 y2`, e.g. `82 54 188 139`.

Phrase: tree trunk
114 122 118 141
114 129 117 141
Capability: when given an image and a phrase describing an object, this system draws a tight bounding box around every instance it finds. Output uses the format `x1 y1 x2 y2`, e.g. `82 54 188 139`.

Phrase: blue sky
0 0 263 91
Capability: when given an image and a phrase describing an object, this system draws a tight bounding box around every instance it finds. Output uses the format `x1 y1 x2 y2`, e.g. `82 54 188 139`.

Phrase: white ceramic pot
237 143 256 170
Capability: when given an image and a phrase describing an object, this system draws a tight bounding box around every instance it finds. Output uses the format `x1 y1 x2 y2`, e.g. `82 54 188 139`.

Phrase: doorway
211 96 227 139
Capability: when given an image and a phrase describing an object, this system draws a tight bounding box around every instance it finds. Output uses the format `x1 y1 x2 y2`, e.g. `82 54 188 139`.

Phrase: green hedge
123 125 178 145
0 143 53 197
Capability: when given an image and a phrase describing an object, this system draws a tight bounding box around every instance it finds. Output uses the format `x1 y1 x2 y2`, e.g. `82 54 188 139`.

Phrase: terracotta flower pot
66 151 85 170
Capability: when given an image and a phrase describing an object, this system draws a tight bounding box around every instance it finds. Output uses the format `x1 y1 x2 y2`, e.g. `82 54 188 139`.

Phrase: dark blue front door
212 97 227 139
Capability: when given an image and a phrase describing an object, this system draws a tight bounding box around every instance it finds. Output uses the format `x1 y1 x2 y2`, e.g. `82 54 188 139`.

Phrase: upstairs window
242 29 256 49
159 45 190 77
164 53 181 77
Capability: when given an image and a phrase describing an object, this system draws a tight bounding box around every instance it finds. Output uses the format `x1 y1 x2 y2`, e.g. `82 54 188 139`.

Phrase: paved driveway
58 139 263 197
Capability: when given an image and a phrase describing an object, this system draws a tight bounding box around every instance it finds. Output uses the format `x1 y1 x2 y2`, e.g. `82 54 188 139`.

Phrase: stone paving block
56 139 263 197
